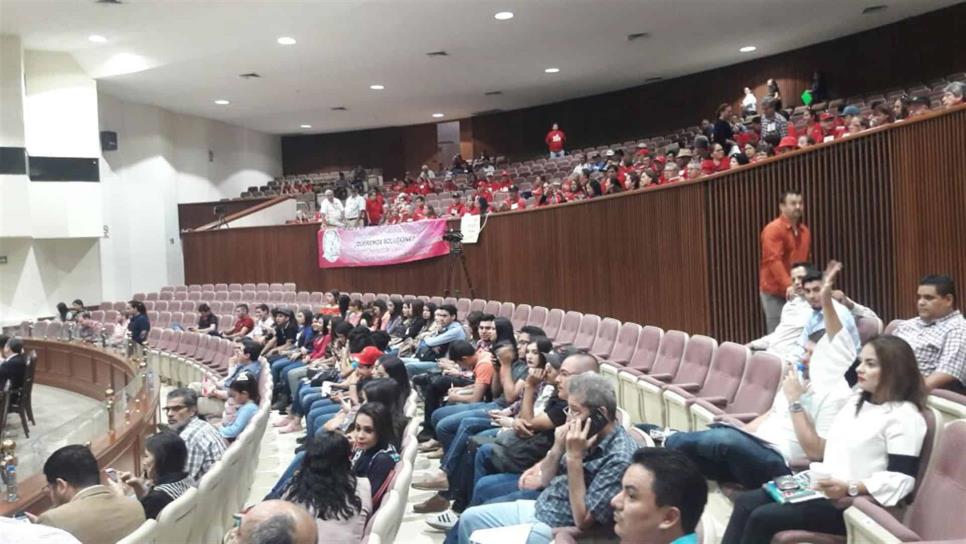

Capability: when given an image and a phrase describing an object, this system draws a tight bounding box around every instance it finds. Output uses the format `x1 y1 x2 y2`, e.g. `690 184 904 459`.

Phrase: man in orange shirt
759 190 811 333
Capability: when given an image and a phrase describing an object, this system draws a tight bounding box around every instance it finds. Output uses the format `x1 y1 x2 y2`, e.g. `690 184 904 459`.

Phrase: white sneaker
425 509 459 531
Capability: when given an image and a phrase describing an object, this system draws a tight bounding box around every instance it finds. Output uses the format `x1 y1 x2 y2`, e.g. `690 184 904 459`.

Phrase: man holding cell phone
446 374 637 544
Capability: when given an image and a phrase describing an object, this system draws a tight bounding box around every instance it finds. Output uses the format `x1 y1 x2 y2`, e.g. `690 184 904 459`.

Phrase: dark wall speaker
100 130 118 152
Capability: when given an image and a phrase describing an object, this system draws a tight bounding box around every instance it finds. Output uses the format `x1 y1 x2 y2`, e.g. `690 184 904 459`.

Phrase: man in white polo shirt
343 185 367 228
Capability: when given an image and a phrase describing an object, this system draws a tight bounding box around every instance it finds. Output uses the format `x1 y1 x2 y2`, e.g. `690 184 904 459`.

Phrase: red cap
356 346 384 367
778 136 799 149
654 155 667 164
819 112 834 121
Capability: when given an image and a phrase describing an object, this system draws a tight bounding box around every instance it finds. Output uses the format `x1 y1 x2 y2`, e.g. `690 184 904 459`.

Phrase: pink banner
317 219 451 269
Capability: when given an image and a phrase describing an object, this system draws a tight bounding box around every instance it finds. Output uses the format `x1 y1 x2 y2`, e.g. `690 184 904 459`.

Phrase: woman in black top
111 431 193 519
714 103 735 150
350 402 400 510
126 300 150 344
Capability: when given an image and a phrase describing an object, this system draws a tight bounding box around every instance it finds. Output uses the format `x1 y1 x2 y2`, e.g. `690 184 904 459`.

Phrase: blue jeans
293 386 322 417
270 357 293 383
446 500 552 544
664 426 791 489
402 359 439 377
277 361 303 396
433 401 501 448
266 451 304 500
306 400 341 437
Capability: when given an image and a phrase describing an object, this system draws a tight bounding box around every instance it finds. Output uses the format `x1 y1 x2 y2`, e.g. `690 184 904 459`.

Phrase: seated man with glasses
164 388 227 481
445 374 637 544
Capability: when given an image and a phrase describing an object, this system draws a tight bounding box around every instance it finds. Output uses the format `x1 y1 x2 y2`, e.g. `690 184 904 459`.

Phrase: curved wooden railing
0 340 159 515
182 105 966 343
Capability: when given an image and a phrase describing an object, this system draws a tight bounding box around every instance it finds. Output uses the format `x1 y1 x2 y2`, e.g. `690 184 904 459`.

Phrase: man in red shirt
365 189 384 226
224 303 256 340
759 189 811 333
498 186 527 212
446 194 464 217
545 123 566 159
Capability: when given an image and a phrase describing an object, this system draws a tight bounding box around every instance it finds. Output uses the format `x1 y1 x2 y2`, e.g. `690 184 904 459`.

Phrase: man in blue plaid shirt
449 373 638 544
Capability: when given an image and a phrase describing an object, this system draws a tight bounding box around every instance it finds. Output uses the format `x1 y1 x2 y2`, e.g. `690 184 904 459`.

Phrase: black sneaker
417 430 434 443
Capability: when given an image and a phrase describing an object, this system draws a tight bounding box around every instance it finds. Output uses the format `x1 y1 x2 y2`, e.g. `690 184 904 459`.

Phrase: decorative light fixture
369 84 385 90
88 34 108 43
432 113 445 118
214 99 231 105
494 11 514 20
739 46 757 53
277 37 296 45
300 124 312 128
544 67 560 73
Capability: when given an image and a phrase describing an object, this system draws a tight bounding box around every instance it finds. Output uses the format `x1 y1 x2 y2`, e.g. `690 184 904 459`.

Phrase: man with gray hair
230 500 317 544
164 387 226 481
942 81 964 109
447 373 637 544
317 189 344 228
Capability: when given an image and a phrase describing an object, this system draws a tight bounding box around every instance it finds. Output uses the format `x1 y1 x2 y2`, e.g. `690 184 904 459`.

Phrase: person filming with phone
448 373 637 544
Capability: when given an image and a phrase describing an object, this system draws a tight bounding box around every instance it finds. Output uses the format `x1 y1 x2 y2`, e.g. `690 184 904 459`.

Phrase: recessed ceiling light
432 113 445 118
544 67 560 74
739 46 757 53
494 11 514 20
300 124 312 128
277 36 296 45
369 84 385 90
214 99 231 105
88 34 108 43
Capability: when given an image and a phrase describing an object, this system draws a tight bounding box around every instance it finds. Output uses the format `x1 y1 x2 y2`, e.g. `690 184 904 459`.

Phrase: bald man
231 500 317 544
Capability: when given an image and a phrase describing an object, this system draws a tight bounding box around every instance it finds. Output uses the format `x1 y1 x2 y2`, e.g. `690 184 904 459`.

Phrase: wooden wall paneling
185 107 965 344
890 108 966 317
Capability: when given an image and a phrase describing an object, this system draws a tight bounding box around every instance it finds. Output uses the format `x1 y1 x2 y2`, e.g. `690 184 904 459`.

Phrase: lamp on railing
105 387 116 440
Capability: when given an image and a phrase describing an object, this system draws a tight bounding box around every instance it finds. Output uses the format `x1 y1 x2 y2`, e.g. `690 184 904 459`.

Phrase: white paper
460 214 481 244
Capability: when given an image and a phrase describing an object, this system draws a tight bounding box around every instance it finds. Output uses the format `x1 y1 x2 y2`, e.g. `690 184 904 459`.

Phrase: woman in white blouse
722 261 928 543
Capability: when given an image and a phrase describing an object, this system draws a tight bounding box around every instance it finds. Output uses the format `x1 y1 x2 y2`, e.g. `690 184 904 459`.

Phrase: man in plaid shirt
165 388 227 481
449 374 637 544
894 275 966 392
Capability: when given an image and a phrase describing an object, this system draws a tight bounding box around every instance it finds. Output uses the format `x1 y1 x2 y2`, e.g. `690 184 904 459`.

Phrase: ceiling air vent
862 5 887 14
626 32 650 42
239 73 261 79
426 50 449 57
484 90 503 96
331 106 347 111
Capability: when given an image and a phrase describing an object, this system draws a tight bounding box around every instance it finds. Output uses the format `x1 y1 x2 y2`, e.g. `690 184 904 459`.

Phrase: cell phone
105 468 119 482
587 410 608 437
14 512 30 523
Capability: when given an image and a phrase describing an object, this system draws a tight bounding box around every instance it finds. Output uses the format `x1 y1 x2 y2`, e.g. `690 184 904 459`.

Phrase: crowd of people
9 246 964 543
297 81 965 229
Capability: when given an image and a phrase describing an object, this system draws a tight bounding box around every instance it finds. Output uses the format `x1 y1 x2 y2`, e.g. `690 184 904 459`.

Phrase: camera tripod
444 241 476 299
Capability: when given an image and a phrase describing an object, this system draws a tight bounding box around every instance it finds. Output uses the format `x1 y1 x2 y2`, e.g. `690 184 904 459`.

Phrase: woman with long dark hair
319 290 341 317
127 300 150 345
723 263 927 543
382 297 404 335
281 431 371 543
108 431 193 519
350 402 400 509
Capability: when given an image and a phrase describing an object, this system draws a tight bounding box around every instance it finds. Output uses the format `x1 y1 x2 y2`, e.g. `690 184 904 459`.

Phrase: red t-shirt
500 197 527 212
477 188 493 202
472 360 495 385
447 203 464 217
412 207 427 221
230 315 255 335
545 130 566 152
716 157 731 172
736 131 760 148
366 198 384 225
